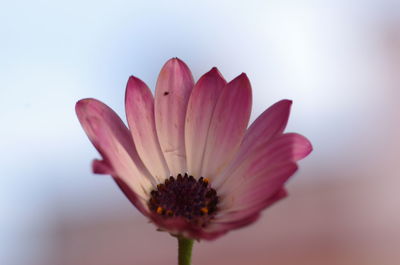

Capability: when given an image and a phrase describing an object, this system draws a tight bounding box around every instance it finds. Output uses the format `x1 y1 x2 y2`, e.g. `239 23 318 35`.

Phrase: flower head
76 58 312 240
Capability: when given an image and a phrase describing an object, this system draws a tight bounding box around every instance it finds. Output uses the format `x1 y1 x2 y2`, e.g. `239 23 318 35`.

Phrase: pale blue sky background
1 1 399 264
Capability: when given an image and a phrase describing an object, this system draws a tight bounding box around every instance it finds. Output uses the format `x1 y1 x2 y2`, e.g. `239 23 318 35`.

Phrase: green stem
178 237 194 265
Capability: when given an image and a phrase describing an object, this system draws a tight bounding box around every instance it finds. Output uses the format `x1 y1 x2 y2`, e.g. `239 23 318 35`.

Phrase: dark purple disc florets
148 173 219 226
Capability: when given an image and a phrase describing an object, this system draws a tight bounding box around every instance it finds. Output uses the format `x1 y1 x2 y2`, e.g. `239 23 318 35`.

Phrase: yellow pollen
203 178 209 184
200 207 209 214
156 206 163 214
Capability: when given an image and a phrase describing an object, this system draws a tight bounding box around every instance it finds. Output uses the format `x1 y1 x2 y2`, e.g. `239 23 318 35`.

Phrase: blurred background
1 0 399 264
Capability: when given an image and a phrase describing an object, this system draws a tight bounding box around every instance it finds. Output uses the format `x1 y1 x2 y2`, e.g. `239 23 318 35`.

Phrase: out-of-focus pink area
1 1 399 264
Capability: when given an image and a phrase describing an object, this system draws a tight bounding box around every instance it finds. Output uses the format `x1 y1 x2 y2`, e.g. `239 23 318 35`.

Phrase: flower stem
178 237 194 265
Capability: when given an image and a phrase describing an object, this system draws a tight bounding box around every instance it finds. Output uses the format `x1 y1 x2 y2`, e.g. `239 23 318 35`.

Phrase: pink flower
76 58 312 240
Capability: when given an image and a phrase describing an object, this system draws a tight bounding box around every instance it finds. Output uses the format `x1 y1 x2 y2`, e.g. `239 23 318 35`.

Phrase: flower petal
216 132 312 193
235 99 292 162
218 163 296 220
155 58 194 176
185 67 226 178
114 176 150 216
92 159 114 175
205 188 287 234
147 212 231 241
75 98 153 200
212 99 292 188
125 76 169 182
200 73 252 180
187 189 287 240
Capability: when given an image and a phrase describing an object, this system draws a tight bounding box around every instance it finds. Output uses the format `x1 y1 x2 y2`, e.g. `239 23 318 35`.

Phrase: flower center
148 173 219 226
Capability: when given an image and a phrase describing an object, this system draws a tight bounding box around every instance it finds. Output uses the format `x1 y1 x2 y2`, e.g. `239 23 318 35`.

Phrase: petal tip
306 139 313 155
209 67 221 75
75 99 84 110
231 72 251 88
126 75 147 92
75 98 96 115
239 72 248 79
275 99 293 115
159 58 193 84
127 75 140 83
293 134 313 160
204 67 226 82
301 135 313 154
281 99 293 106
76 98 89 107
164 57 188 68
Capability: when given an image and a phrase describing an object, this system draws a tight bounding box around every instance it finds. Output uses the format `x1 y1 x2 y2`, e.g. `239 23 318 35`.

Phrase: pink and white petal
155 58 194 176
114 176 150 216
125 76 169 182
200 73 252 180
194 100 295 240
76 98 153 200
193 189 287 240
212 100 292 188
263 132 312 163
218 163 297 216
216 132 312 192
233 99 292 164
201 213 261 239
207 188 287 230
185 68 226 178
